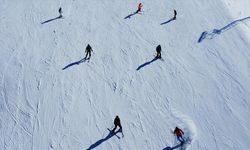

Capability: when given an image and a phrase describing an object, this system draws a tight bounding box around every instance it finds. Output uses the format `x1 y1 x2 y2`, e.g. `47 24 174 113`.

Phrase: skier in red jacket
136 3 143 13
174 127 185 143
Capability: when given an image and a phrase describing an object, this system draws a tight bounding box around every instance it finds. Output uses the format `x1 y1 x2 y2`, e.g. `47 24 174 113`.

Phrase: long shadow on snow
136 57 159 71
124 12 137 19
198 16 250 43
41 16 63 24
62 58 88 70
161 18 174 25
162 143 182 150
86 129 121 150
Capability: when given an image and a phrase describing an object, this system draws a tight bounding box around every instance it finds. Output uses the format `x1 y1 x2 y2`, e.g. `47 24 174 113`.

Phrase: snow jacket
174 127 184 137
114 116 121 126
86 44 92 52
138 3 143 11
174 10 177 16
156 45 161 53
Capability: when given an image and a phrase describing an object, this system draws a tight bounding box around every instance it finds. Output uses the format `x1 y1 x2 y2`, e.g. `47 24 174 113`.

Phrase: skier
156 45 162 58
173 9 177 20
112 116 122 133
136 3 143 13
174 127 185 143
59 7 62 18
85 44 93 59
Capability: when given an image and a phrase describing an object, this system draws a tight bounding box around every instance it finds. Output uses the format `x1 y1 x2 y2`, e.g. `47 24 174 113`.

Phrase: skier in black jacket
85 44 93 59
173 9 177 20
112 116 122 132
59 7 62 18
156 45 162 58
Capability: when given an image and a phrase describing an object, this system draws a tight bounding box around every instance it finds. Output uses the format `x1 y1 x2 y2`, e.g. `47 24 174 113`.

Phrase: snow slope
0 0 250 150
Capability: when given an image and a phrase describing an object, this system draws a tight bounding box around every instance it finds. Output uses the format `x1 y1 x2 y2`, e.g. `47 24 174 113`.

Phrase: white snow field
0 0 250 150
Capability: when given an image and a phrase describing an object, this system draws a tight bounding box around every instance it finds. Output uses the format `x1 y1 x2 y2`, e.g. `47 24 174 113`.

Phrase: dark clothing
59 8 62 18
156 45 161 58
85 44 93 59
173 10 177 20
112 116 122 132
177 136 185 143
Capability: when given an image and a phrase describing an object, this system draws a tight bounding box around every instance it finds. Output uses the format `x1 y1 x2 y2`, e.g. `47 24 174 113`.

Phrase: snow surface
0 0 250 150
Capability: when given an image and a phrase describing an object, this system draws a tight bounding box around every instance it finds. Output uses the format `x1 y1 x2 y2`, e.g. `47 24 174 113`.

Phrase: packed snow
0 0 250 150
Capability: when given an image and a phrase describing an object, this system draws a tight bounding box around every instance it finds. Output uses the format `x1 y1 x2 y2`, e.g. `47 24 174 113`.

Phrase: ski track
1 46 33 150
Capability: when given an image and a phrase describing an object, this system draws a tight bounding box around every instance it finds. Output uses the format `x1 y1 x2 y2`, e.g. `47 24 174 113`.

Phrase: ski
107 128 121 139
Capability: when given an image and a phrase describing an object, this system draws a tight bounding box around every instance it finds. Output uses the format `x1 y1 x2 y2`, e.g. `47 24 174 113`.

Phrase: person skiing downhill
156 45 162 58
59 7 62 18
174 127 185 143
85 44 93 59
173 9 177 20
112 116 122 133
136 3 143 13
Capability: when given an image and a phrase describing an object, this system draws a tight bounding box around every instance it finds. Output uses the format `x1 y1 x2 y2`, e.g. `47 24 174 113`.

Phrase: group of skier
80 3 177 60
58 3 184 145
111 116 185 144
83 44 161 60
83 4 182 143
135 3 177 20
107 3 182 144
58 3 177 61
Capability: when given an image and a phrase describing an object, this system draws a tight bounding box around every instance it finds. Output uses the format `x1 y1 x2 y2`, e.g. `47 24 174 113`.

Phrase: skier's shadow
198 16 250 43
124 12 137 19
86 129 121 150
162 143 182 150
62 58 88 70
41 16 62 24
160 18 174 25
136 57 159 71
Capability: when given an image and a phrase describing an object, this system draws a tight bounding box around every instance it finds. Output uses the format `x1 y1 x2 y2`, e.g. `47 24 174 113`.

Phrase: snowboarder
112 116 122 133
174 127 185 143
84 44 93 59
59 7 62 18
136 3 143 13
156 45 162 58
173 9 177 20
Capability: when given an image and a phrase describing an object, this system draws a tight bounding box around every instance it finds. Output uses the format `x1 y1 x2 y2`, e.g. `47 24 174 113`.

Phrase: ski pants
156 52 161 58
85 51 91 59
112 124 122 132
177 136 185 143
